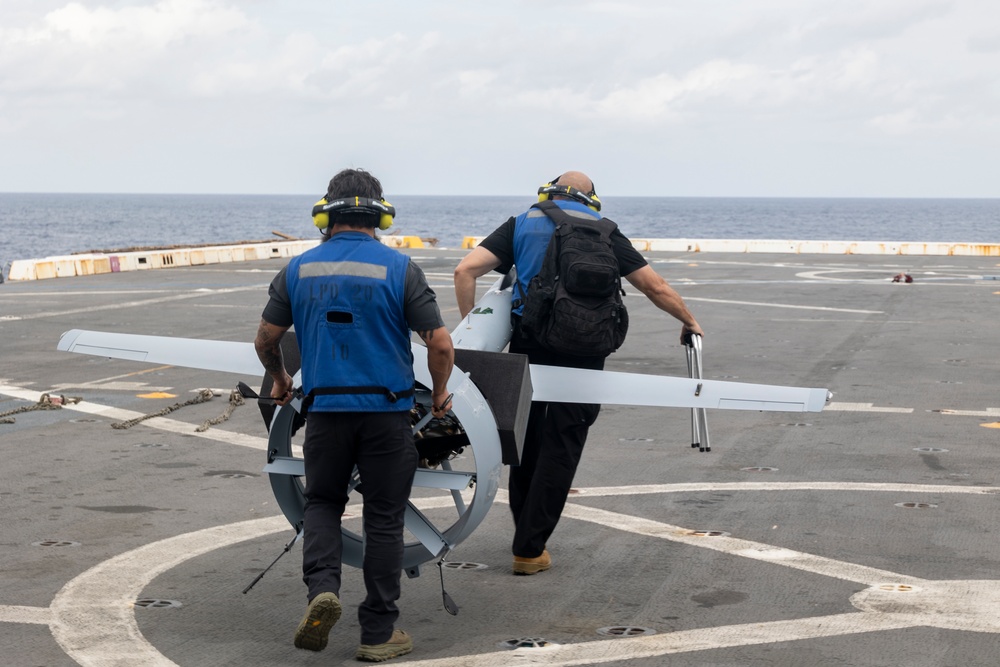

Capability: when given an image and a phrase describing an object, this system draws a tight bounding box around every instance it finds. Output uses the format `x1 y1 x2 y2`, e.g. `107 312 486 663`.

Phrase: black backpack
520 201 628 357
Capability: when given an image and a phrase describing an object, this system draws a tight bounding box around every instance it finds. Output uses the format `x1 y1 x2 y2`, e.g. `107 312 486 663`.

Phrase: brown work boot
512 548 551 575
356 629 413 662
293 591 342 651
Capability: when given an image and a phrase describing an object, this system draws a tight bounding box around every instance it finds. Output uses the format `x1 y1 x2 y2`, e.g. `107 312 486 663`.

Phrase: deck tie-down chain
2 388 245 430
0 393 82 424
195 390 245 432
110 388 246 431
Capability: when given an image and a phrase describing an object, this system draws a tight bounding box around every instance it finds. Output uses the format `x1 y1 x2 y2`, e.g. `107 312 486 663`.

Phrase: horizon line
2 192 999 201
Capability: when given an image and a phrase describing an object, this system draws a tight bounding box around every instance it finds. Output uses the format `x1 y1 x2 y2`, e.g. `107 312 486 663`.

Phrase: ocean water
1 193 998 276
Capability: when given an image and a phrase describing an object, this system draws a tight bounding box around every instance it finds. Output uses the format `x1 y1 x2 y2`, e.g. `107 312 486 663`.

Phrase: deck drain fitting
498 637 558 650
619 437 654 442
597 626 656 637
211 472 252 479
782 423 812 427
133 598 183 609
914 447 949 453
135 443 168 448
895 502 938 509
32 540 81 548
741 466 779 472
686 530 730 537
441 561 489 571
70 418 98 423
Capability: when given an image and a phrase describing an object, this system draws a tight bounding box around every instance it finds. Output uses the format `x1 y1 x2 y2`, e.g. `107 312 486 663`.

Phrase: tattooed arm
416 326 454 417
254 318 295 405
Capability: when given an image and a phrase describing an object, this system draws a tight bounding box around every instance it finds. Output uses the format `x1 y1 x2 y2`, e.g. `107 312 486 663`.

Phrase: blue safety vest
286 232 414 412
511 200 602 316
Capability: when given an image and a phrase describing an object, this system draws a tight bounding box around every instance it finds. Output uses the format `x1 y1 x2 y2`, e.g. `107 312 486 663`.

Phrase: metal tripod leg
684 334 710 452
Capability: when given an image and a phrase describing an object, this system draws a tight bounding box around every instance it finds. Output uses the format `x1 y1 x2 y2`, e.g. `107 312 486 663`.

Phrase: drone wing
57 329 263 377
529 364 828 412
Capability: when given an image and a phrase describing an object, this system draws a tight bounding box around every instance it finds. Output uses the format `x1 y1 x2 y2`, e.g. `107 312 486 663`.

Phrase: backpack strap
532 200 617 240
530 201 565 281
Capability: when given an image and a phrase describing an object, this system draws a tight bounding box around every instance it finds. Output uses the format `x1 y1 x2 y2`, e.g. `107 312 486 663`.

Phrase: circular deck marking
11 482 1000 667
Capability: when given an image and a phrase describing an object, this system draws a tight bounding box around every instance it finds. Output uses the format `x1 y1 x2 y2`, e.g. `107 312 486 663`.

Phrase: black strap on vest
301 385 415 414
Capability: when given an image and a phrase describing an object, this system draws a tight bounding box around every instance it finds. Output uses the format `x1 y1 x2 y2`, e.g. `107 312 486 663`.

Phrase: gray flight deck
1 248 999 666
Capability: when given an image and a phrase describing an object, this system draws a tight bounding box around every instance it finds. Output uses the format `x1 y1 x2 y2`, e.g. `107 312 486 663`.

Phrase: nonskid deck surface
2 249 999 666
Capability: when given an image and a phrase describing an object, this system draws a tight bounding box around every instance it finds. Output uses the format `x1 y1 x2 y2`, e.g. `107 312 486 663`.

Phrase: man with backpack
454 171 703 575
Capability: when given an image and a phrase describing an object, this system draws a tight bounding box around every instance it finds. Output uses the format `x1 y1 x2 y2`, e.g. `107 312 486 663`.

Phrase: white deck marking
45 498 459 666
0 374 1000 667
0 383 268 451
2 290 175 296
0 605 51 625
400 614 917 666
4 483 998 665
825 402 914 413
797 269 988 283
937 407 1000 417
570 482 1000 497
49 364 178 393
4 285 266 321
50 516 289 667
683 297 883 314
559 502 925 586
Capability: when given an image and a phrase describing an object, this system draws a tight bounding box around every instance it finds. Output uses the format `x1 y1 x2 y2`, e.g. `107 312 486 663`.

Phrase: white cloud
588 60 759 122
0 0 259 102
0 0 999 196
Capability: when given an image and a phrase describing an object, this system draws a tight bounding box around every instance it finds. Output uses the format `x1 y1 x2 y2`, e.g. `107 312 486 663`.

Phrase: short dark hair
326 168 383 229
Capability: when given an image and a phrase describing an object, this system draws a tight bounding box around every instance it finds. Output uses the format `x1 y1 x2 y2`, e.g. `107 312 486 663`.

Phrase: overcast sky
1 1 998 197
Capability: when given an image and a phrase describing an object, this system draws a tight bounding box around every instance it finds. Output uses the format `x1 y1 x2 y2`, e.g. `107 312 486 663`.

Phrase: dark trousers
508 318 603 558
301 410 417 645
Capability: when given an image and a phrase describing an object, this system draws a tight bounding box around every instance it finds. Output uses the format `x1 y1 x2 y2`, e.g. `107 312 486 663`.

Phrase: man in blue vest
255 168 454 662
454 171 703 575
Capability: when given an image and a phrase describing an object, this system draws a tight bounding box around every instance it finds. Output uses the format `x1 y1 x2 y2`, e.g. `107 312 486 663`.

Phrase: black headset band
312 197 395 219
545 175 597 196
537 183 600 210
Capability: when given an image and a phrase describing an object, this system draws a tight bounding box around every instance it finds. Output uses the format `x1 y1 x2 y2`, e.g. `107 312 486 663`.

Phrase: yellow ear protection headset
537 177 602 212
312 196 396 232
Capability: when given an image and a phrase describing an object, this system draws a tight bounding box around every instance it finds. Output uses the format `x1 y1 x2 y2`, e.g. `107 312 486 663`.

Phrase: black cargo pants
300 410 417 645
508 317 604 558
